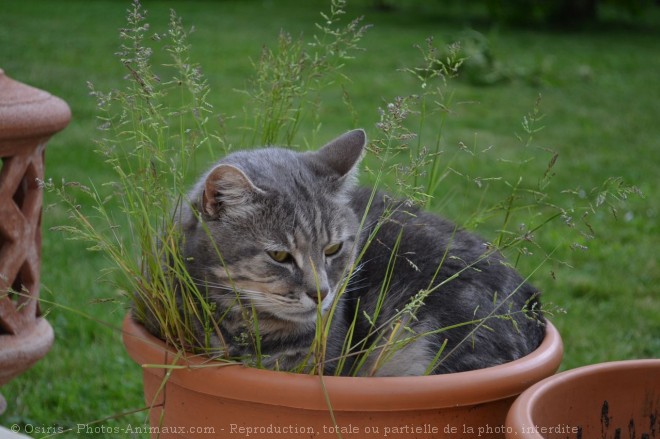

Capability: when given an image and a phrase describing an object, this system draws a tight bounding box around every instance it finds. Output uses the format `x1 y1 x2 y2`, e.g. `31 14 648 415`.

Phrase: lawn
1 0 658 437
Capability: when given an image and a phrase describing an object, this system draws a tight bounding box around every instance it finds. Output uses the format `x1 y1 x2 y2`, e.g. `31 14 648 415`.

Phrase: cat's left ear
315 129 366 179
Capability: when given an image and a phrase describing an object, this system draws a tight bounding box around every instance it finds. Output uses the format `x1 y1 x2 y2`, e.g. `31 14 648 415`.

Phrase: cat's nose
306 288 329 304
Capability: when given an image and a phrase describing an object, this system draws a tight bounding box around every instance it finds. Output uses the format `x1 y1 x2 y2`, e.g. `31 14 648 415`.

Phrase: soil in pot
123 314 563 439
506 359 660 439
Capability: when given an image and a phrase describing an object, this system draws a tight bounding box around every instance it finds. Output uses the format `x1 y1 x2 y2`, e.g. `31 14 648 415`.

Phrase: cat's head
189 129 366 325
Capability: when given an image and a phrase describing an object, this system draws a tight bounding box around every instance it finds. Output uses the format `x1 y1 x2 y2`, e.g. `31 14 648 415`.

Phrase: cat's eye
267 250 293 263
324 242 343 257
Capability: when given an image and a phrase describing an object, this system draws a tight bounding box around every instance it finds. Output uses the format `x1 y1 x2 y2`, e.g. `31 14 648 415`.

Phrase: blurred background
1 0 658 436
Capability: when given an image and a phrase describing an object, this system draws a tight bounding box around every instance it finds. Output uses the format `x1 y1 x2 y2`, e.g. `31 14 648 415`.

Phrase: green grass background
1 0 658 437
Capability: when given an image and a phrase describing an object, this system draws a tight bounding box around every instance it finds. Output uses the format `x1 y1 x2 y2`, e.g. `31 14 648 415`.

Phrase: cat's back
348 187 487 277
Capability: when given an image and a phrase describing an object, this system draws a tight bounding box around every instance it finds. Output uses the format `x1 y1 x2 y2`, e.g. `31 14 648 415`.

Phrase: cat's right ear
201 164 262 218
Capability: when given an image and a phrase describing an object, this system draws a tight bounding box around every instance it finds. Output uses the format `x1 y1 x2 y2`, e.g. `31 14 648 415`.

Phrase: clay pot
505 359 660 439
0 69 70 394
123 314 563 439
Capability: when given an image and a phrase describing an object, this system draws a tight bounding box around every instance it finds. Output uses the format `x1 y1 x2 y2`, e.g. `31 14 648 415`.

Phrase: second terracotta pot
506 359 660 439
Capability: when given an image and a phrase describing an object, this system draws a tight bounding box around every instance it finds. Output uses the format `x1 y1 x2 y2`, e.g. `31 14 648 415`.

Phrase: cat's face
190 130 366 324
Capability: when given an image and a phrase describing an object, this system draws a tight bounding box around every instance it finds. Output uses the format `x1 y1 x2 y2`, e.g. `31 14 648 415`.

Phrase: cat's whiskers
187 275 290 304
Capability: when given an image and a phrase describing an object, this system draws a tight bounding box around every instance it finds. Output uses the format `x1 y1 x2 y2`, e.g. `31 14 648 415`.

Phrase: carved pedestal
0 68 71 411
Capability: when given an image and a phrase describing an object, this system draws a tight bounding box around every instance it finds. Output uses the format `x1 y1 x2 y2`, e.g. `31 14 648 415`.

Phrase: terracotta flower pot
123 314 563 439
505 359 660 439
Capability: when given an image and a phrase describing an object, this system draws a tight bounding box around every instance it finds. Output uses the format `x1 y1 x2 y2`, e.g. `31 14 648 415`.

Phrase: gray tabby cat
143 129 544 376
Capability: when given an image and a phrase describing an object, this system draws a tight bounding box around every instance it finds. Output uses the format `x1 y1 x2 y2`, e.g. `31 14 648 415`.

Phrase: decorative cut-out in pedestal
0 144 44 337
0 69 71 404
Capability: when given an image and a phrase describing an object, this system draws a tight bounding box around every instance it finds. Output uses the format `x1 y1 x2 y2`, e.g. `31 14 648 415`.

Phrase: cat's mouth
280 308 319 323
278 293 335 323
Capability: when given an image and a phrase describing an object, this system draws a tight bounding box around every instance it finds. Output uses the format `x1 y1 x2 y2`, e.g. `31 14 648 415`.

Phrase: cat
140 129 545 376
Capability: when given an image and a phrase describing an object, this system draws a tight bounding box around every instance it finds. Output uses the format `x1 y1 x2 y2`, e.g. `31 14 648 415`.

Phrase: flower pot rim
505 359 660 439
123 313 563 411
